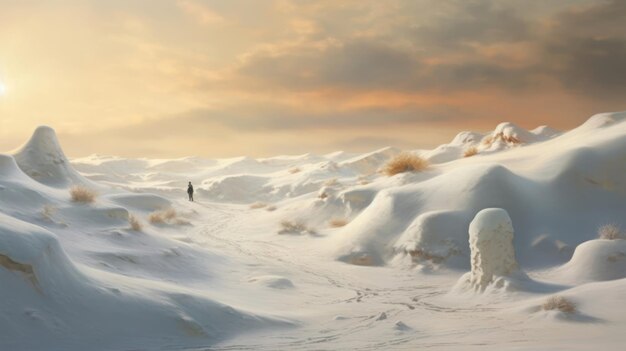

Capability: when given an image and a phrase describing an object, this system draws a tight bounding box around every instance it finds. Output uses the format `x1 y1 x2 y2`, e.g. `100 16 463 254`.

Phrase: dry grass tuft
482 133 522 147
279 220 316 235
149 208 181 225
542 296 576 313
250 202 268 209
598 224 623 240
129 214 143 231
41 204 57 220
382 152 429 176
463 146 479 158
70 185 97 203
329 218 349 228
288 167 301 174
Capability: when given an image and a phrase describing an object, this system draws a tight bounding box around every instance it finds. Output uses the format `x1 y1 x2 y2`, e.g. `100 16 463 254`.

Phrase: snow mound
12 126 92 188
393 210 469 269
554 239 626 283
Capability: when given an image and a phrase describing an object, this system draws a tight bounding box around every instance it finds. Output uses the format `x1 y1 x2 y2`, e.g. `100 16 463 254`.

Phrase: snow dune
2 111 626 350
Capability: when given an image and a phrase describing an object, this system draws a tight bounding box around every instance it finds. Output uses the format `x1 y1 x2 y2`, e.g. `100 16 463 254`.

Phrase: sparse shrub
250 202 268 209
149 208 184 225
129 214 142 231
329 218 349 228
598 224 623 240
279 220 316 235
463 146 478 158
482 133 521 147
319 192 328 199
70 185 97 203
542 296 576 313
382 152 429 176
266 205 277 211
288 167 301 174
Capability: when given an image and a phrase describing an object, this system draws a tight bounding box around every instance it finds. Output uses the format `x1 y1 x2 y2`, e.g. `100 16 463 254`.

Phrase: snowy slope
3 111 626 350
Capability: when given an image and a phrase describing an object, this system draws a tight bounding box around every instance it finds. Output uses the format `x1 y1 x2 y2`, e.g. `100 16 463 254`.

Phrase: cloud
408 0 531 50
537 0 626 97
229 0 626 99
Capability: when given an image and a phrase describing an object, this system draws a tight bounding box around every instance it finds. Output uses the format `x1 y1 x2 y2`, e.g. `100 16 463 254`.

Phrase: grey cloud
240 40 421 91
539 0 626 97
233 0 626 98
409 0 530 50
238 38 535 93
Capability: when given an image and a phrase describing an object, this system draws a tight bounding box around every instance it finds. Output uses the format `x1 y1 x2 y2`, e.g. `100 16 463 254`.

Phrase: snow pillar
468 208 518 290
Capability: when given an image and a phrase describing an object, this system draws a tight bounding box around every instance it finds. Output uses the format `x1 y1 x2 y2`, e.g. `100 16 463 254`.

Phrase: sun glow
0 81 6 96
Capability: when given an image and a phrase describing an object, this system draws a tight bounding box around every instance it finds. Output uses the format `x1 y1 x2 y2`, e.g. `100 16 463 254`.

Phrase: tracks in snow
181 202 502 350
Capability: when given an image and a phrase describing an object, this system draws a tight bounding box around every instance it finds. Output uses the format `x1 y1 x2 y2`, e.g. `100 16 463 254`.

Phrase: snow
458 208 519 292
2 111 626 349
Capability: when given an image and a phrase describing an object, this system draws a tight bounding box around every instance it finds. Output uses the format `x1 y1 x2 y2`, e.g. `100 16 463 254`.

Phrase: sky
0 0 624 158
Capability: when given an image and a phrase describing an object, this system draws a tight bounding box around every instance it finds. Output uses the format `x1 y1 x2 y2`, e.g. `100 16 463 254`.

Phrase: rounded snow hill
393 210 469 269
12 126 93 188
555 239 626 283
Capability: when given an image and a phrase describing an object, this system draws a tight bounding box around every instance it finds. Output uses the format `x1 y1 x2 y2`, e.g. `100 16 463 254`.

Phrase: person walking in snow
187 181 194 202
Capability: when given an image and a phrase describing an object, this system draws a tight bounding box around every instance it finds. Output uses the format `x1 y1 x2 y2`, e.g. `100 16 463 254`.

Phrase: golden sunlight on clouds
0 0 624 158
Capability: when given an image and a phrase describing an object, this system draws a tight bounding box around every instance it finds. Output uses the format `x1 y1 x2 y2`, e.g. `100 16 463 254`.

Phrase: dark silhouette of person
187 181 194 202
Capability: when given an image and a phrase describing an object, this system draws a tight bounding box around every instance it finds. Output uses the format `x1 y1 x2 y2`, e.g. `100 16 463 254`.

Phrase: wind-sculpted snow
12 126 94 188
2 111 626 350
0 214 287 350
464 208 519 291
336 112 626 270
